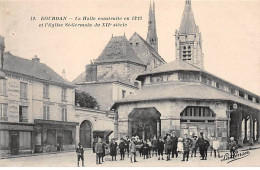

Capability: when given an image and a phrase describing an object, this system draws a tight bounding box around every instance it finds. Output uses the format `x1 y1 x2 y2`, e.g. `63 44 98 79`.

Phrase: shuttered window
0 131 9 148
19 131 31 149
43 105 50 120
20 82 28 99
0 79 6 95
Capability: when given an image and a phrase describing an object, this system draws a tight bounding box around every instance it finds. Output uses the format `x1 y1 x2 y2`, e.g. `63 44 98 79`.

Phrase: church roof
95 35 145 66
131 32 165 63
3 52 74 87
111 81 260 110
179 0 197 34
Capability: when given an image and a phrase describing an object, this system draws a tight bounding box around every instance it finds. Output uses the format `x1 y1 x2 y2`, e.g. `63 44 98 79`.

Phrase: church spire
179 0 197 34
146 0 158 52
175 0 204 69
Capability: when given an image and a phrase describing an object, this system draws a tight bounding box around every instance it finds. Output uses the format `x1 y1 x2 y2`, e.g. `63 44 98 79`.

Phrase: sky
0 0 259 95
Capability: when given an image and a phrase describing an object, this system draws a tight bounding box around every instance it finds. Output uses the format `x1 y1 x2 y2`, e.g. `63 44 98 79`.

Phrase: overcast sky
0 0 259 95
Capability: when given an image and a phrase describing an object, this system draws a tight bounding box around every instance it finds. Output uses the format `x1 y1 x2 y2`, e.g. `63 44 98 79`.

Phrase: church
73 1 166 110
111 0 260 149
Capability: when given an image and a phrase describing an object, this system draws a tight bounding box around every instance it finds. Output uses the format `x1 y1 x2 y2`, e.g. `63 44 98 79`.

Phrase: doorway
80 120 92 148
10 131 19 155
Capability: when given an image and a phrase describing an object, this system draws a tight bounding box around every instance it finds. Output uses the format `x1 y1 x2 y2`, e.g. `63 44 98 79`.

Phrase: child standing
177 138 183 154
182 134 192 162
157 137 164 160
76 143 84 167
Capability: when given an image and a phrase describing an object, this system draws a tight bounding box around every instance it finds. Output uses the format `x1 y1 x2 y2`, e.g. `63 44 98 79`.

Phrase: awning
93 130 113 137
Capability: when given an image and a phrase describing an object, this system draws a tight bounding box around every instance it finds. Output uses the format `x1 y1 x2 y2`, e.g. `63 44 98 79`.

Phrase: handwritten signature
221 150 250 164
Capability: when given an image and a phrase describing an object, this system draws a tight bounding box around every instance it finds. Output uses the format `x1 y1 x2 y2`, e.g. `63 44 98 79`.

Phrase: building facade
111 0 260 149
0 37 78 156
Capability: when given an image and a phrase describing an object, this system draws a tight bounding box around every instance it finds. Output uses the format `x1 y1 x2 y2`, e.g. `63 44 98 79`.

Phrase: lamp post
226 103 238 139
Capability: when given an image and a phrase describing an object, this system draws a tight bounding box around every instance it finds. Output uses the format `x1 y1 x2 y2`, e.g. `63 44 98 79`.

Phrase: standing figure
147 139 152 158
119 138 126 160
191 136 197 157
212 137 220 158
228 137 238 158
129 137 138 163
110 139 118 161
209 136 214 156
125 136 130 158
177 138 184 154
143 140 149 159
95 138 103 165
165 135 172 161
204 138 210 160
196 132 208 160
101 141 106 162
76 143 84 167
182 134 192 162
151 136 158 157
157 137 164 160
171 131 178 158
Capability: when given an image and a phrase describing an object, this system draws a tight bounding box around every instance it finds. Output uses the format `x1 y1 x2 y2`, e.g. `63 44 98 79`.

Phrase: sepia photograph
0 0 260 167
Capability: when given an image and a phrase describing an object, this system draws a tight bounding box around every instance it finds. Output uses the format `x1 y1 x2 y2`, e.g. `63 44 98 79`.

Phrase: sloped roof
72 71 85 84
179 0 197 34
131 32 165 63
137 60 201 80
111 81 260 110
3 52 74 87
95 35 145 66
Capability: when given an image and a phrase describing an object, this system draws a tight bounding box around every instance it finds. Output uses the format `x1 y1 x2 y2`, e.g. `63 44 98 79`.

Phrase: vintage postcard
0 0 259 167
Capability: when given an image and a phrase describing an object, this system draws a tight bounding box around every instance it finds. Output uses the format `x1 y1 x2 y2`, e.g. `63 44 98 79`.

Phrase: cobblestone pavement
1 148 260 167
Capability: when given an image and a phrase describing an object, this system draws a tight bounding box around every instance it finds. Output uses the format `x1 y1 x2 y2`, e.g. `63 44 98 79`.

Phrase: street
1 148 260 167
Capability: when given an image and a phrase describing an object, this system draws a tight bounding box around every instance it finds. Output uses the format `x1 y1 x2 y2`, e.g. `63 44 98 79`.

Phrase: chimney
62 69 67 80
0 36 5 69
32 55 40 62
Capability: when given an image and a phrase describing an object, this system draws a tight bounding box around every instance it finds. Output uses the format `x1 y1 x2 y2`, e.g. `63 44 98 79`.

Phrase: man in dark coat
151 136 158 157
119 138 126 160
171 131 178 158
196 132 207 160
125 136 130 157
76 143 84 167
110 139 118 161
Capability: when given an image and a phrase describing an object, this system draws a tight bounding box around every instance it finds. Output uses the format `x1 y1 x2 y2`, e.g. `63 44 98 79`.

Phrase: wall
75 107 114 147
76 83 113 110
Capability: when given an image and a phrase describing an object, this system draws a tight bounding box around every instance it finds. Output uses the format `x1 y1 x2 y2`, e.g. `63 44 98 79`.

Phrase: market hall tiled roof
3 52 74 87
111 81 260 110
95 35 145 66
136 60 201 80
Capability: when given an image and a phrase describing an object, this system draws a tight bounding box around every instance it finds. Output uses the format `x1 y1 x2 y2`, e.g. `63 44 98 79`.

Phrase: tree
75 90 98 109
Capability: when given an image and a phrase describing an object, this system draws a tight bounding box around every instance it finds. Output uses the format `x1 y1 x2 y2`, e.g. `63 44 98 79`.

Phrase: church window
256 98 259 104
122 90 126 98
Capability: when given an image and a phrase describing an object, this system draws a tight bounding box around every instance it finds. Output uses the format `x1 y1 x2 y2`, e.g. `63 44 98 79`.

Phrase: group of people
75 132 238 166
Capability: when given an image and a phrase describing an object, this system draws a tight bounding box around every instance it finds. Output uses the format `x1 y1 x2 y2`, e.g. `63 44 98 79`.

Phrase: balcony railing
19 116 28 123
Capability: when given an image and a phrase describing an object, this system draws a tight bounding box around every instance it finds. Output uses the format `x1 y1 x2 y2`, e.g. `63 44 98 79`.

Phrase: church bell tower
175 0 204 69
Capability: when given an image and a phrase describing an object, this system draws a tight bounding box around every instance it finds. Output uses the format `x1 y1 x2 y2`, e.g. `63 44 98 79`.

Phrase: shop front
0 122 34 157
34 119 78 153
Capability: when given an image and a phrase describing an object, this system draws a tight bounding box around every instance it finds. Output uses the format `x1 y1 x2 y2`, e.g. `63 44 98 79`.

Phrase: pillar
249 113 254 145
258 113 260 143
238 112 243 147
244 117 247 143
114 111 119 139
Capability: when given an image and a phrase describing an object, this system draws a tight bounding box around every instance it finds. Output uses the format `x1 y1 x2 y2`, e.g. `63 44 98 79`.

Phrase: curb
0 148 93 160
